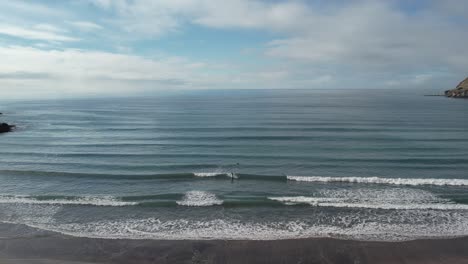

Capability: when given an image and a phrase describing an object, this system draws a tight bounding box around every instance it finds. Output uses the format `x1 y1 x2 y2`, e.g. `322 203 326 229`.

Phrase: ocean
0 89 467 241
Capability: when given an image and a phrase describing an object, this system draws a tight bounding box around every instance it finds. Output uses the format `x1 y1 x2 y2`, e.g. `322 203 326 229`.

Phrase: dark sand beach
1 223 467 264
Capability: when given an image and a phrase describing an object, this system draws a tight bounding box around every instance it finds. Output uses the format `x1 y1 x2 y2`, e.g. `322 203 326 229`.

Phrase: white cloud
411 74 433 85
264 1 468 71
88 0 309 36
68 21 103 31
0 45 341 99
34 23 66 33
0 46 200 81
0 24 77 42
90 0 112 9
193 0 308 31
0 1 68 18
0 46 223 98
88 0 194 37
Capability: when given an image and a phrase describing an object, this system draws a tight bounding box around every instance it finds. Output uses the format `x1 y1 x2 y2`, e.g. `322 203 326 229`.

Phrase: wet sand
1 223 467 264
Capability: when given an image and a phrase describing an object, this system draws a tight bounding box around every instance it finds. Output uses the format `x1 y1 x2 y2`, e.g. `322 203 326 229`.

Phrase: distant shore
1 223 467 264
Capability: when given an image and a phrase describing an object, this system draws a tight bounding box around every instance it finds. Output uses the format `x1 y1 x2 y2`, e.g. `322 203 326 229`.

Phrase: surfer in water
230 163 240 183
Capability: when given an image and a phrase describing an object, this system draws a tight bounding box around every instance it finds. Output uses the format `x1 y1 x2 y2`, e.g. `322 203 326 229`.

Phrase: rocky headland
445 77 468 98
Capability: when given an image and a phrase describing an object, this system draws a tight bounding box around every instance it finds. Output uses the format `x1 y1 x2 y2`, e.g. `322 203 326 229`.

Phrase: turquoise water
0 89 467 240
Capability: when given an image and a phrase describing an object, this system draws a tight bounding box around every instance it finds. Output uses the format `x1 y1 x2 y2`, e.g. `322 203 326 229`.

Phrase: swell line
287 176 468 186
1 193 468 210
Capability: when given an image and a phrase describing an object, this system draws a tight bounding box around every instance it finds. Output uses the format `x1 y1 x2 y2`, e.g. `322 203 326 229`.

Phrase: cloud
88 0 309 37
34 23 66 33
432 0 468 19
88 0 192 37
411 74 433 85
0 24 78 42
192 0 308 31
69 21 103 31
0 45 339 99
0 46 195 81
264 1 468 71
0 46 215 98
0 0 68 18
0 71 51 80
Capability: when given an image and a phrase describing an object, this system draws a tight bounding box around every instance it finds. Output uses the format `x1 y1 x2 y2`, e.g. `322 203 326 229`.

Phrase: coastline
1 223 467 264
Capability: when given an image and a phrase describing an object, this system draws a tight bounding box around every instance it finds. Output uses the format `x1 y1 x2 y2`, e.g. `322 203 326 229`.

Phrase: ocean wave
268 196 468 210
176 191 223 207
2 189 465 210
0 169 241 180
192 172 284 181
0 170 202 180
18 214 468 241
287 176 468 186
0 195 137 207
193 172 226 177
193 172 240 179
3 170 465 186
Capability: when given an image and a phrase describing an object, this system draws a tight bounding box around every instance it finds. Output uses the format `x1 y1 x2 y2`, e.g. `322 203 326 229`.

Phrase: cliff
445 77 468 98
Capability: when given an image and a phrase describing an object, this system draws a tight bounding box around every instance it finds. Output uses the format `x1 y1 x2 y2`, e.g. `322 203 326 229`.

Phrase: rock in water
0 123 15 133
445 77 468 98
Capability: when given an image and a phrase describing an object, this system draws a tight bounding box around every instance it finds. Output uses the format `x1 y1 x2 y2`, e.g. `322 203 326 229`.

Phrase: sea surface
0 89 467 241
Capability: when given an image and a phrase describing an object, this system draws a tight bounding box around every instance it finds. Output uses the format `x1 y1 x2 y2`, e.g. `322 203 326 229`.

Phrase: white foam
3 195 468 241
0 195 137 207
24 214 468 241
268 196 468 210
318 188 437 202
176 191 223 206
270 187 468 210
287 176 468 186
193 172 224 177
193 172 238 179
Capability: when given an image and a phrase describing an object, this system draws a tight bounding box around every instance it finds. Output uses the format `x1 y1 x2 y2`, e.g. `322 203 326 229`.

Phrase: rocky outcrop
445 77 468 98
0 112 16 133
0 123 15 133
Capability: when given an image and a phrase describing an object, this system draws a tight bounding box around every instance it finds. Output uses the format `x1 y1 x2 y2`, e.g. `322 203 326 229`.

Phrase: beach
1 222 468 264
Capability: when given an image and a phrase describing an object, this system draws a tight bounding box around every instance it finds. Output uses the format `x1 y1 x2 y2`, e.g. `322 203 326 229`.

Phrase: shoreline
1 223 468 264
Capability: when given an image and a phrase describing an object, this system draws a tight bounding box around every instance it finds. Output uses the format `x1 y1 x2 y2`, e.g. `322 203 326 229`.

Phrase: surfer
230 163 240 183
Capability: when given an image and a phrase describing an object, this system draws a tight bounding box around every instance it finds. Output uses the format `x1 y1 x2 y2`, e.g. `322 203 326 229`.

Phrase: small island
445 77 468 98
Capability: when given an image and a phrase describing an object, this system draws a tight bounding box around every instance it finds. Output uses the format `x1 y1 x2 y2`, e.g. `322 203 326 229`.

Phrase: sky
0 0 467 99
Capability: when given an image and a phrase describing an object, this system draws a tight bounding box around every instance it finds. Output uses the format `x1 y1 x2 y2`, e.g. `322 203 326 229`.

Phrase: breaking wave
193 172 226 177
270 188 468 210
268 196 468 210
287 176 468 186
4 170 466 187
15 214 468 241
0 195 137 207
176 191 223 207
